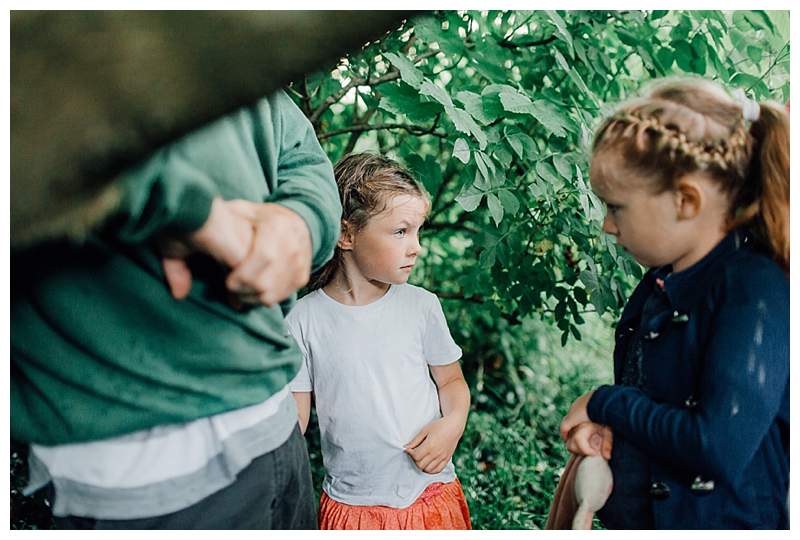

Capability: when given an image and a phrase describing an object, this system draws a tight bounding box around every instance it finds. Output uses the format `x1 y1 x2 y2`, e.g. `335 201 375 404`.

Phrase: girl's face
590 153 688 269
346 193 429 285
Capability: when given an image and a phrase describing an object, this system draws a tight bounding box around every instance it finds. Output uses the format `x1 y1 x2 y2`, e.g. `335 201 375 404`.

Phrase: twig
319 117 446 141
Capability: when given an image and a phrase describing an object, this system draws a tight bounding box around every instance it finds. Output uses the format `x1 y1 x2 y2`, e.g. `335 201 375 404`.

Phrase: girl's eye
606 203 621 214
394 228 407 237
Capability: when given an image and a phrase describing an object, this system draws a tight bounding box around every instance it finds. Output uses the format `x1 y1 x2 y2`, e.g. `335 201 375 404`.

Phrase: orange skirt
318 478 472 530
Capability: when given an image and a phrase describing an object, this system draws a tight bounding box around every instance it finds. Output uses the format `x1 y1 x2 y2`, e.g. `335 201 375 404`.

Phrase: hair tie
732 88 760 122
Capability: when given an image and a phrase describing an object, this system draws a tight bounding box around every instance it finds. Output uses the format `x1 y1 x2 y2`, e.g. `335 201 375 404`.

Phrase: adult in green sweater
11 90 342 529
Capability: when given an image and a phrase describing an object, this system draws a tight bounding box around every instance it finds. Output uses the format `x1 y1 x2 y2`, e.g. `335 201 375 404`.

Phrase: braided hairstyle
307 153 430 291
591 76 789 272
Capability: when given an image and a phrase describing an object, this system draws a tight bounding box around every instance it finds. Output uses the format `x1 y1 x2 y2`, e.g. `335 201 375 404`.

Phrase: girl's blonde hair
308 153 430 290
591 76 789 272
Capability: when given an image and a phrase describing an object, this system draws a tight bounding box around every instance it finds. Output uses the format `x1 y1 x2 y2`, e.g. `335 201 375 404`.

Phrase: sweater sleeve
103 145 218 244
587 266 788 486
264 91 342 272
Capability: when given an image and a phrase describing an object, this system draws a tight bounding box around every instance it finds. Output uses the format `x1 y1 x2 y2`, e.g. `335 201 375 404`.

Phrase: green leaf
470 47 511 82
733 11 774 34
406 154 442 195
553 154 572 183
479 246 496 269
383 52 424 89
545 10 574 58
650 10 668 20
529 100 569 137
411 15 443 44
554 299 567 321
573 286 588 305
578 192 591 219
493 146 513 169
455 183 483 212
378 82 440 123
499 88 533 114
456 90 493 124
730 72 769 96
655 47 674 71
449 108 488 149
673 39 694 72
475 151 496 183
637 45 656 72
473 169 490 190
669 15 692 41
567 67 595 104
453 138 470 164
573 40 591 72
746 45 763 65
536 161 563 190
507 132 535 160
616 29 639 47
480 92 506 121
570 324 582 341
579 268 598 290
497 189 520 217
420 80 454 108
690 33 708 73
487 193 504 226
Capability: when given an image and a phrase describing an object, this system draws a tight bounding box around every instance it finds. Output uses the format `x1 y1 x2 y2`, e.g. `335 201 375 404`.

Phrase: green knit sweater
11 91 341 445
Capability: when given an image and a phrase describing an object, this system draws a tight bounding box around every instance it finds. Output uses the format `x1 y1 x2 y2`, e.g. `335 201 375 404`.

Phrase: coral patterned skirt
318 478 472 530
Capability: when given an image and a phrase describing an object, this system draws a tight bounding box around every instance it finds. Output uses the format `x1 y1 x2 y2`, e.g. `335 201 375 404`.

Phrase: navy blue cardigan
588 230 789 529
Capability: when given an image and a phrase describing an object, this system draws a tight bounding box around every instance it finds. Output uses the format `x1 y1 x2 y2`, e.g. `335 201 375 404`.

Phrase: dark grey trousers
52 424 317 530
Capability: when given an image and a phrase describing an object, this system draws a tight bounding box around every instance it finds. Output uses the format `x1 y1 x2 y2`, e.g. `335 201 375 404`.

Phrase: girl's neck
671 226 727 273
323 266 391 306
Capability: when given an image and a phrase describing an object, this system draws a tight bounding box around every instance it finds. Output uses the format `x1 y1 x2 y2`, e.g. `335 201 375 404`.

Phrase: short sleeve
285 310 313 392
422 295 462 366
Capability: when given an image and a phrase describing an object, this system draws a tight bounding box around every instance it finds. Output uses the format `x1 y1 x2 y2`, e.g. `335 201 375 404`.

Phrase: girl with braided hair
559 77 788 529
287 153 472 529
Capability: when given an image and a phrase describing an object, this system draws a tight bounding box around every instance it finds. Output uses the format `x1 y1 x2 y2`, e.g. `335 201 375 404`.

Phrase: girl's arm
292 391 312 435
431 362 471 430
561 265 788 486
405 362 470 474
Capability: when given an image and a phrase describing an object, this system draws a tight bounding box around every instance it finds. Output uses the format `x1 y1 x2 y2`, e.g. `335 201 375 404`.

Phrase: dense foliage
292 9 789 529
11 10 788 530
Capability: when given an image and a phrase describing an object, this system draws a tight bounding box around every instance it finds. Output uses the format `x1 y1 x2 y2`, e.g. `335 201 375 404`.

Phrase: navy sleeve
587 262 788 486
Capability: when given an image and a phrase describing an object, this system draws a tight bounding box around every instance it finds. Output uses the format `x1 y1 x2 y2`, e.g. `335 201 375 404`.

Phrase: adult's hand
224 200 312 307
160 197 254 300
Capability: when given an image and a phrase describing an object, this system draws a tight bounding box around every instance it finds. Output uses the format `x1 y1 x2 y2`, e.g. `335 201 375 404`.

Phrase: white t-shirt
287 283 463 508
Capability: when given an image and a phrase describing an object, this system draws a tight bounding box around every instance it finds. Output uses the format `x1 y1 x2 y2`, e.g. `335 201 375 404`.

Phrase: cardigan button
684 396 698 409
690 476 715 493
649 481 671 499
671 311 689 323
643 330 660 340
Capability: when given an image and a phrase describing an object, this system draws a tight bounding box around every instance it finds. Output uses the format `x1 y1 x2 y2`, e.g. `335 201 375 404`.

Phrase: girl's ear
337 220 355 250
674 176 704 220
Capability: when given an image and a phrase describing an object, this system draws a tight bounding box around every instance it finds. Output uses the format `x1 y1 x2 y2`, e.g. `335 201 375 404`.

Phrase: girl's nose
602 214 619 236
408 235 421 255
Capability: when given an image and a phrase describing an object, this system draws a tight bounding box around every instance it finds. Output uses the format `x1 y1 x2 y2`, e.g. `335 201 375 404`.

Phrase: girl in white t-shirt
288 153 471 530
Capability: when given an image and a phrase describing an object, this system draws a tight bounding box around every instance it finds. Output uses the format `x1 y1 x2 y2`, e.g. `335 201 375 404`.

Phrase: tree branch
309 49 440 127
498 34 557 50
319 118 445 140
343 107 377 155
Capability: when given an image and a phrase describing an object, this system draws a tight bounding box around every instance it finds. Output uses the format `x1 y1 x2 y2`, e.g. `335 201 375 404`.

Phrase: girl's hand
565 421 613 460
404 416 464 474
559 390 595 442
